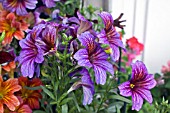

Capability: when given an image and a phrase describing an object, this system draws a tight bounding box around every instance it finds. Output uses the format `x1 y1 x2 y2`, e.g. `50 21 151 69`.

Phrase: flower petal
98 11 114 30
132 92 143 111
131 60 148 81
93 65 107 85
136 74 157 89
118 81 132 97
110 44 120 61
74 49 92 68
21 59 35 78
135 88 153 104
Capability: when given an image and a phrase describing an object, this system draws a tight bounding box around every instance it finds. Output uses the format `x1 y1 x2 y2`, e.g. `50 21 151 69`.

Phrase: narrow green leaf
40 85 55 100
62 104 68 113
0 31 5 43
72 92 81 112
60 97 73 105
109 95 131 103
24 86 41 90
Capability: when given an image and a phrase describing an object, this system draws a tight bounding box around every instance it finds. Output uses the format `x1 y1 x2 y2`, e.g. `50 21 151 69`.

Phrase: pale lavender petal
77 20 92 35
132 92 143 111
118 81 132 97
25 0 37 9
68 17 80 24
93 65 107 85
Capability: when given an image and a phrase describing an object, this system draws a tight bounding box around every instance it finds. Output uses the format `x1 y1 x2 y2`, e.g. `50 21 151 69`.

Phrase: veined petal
135 88 153 104
97 29 109 44
3 94 20 111
132 92 143 111
131 61 148 81
21 59 35 78
98 11 114 30
0 103 3 113
135 74 156 89
93 65 107 85
74 49 92 68
81 68 94 105
93 60 114 76
110 44 120 61
118 81 132 97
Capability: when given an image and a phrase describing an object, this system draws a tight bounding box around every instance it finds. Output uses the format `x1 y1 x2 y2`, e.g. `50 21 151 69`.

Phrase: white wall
109 0 170 74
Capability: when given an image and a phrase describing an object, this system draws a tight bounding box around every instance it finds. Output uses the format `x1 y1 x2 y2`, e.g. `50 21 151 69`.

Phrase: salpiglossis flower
118 61 156 111
1 0 38 16
98 12 125 61
0 75 21 113
74 32 114 85
16 76 42 110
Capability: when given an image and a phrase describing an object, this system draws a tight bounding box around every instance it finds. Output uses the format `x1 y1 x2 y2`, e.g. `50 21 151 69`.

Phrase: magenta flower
74 32 114 85
2 0 38 16
118 61 157 111
98 12 125 61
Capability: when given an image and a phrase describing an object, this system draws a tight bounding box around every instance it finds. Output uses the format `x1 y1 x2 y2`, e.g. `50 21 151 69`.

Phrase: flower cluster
161 60 170 74
0 1 157 112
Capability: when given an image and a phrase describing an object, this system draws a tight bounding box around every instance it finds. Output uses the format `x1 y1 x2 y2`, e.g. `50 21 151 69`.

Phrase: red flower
126 37 144 54
16 76 42 109
0 75 21 113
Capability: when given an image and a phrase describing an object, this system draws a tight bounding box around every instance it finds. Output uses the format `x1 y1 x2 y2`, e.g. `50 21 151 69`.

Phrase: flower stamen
130 83 135 89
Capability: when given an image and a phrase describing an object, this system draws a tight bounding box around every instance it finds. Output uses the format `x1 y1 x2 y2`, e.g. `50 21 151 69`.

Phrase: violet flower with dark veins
1 0 38 16
74 32 114 85
98 11 126 61
68 67 95 105
118 61 156 111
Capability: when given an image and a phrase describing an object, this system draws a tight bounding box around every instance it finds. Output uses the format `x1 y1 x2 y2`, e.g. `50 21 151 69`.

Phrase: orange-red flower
0 75 21 113
16 76 42 109
0 10 29 45
4 96 32 113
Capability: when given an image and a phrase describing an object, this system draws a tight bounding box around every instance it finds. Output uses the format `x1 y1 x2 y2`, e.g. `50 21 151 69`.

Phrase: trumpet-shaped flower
98 12 125 61
118 61 157 111
0 75 21 113
74 32 114 85
2 0 38 16
16 76 42 110
68 67 95 105
0 10 29 45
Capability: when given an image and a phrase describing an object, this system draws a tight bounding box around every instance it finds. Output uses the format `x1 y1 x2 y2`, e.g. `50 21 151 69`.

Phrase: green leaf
40 85 55 100
0 31 5 43
57 93 68 104
24 86 41 90
33 110 46 113
109 95 131 103
62 104 68 113
60 97 73 105
165 81 170 88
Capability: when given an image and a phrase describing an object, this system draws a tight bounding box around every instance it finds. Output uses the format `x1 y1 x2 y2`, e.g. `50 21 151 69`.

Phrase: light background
85 0 170 74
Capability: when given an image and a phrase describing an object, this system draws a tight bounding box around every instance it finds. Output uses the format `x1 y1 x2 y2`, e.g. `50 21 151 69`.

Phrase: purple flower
18 32 44 78
74 32 114 85
68 67 95 105
98 12 125 61
68 11 93 36
18 22 60 78
42 0 60 8
2 0 38 16
118 61 157 111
